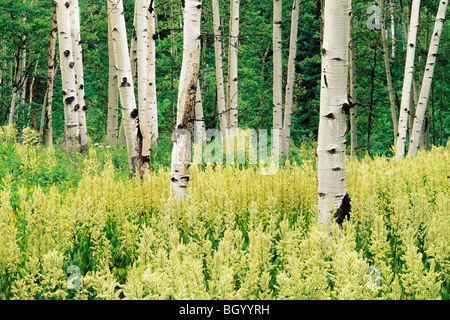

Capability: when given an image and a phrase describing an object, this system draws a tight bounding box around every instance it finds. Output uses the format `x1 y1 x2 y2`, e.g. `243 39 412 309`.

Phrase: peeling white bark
106 12 119 144
317 0 350 225
69 0 87 151
55 0 80 151
212 0 228 135
282 0 300 156
108 0 141 174
396 0 421 158
408 0 447 156
228 0 239 130
273 0 283 153
170 0 202 201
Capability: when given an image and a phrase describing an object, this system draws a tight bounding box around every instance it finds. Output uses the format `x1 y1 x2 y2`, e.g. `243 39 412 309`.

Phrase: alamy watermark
367 4 381 30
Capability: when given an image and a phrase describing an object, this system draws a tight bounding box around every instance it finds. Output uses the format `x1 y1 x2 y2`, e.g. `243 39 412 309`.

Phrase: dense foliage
0 126 448 299
0 0 448 157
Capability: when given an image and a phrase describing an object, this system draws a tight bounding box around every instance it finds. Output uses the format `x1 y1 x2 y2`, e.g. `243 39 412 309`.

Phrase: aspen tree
228 0 239 130
55 0 80 151
170 0 202 201
317 0 351 226
282 0 300 156
395 0 420 158
106 12 119 144
273 0 282 153
389 0 395 58
135 0 148 130
378 0 398 144
349 0 357 159
142 0 158 173
69 0 87 152
212 0 228 135
108 0 142 174
408 0 447 156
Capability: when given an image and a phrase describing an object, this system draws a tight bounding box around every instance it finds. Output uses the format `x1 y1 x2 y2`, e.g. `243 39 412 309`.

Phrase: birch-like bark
408 0 447 156
108 0 141 174
395 0 420 158
170 0 202 201
379 0 398 144
317 0 350 226
147 0 158 148
194 78 206 145
349 0 357 159
141 0 158 174
273 0 283 153
130 3 138 84
8 55 19 125
55 0 80 151
212 0 228 135
29 53 40 131
106 12 119 144
390 0 395 58
228 0 239 130
135 0 148 127
69 0 87 151
282 0 300 156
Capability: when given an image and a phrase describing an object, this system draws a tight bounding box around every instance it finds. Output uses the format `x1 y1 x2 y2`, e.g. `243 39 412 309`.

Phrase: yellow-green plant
1 143 449 300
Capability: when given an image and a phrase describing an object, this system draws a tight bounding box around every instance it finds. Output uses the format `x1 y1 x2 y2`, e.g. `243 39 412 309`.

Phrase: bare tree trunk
170 0 202 201
212 0 228 135
135 0 148 129
273 0 283 153
106 11 119 144
141 0 158 174
408 0 447 156
70 0 87 152
317 0 350 227
194 78 205 144
281 0 300 156
108 0 142 174
29 53 40 131
56 0 80 151
395 0 420 158
8 55 19 125
228 0 239 130
349 0 357 159
130 2 138 84
390 0 395 58
379 0 398 145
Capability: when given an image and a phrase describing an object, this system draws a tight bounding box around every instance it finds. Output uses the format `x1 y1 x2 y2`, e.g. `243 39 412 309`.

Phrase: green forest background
0 0 449 163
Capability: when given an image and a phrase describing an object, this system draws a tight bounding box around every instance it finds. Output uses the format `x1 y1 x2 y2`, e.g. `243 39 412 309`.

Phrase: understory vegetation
0 126 448 300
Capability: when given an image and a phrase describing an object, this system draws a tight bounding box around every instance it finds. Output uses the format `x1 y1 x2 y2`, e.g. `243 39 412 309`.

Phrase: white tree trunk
8 55 18 125
273 0 283 153
212 0 228 135
56 0 80 151
69 0 87 151
142 0 158 173
395 0 421 158
408 0 447 156
129 2 138 84
135 0 148 127
106 12 119 144
108 0 141 174
390 0 395 58
282 0 300 156
379 0 398 144
349 0 357 159
228 0 239 130
170 0 202 201
194 78 206 145
317 0 350 226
